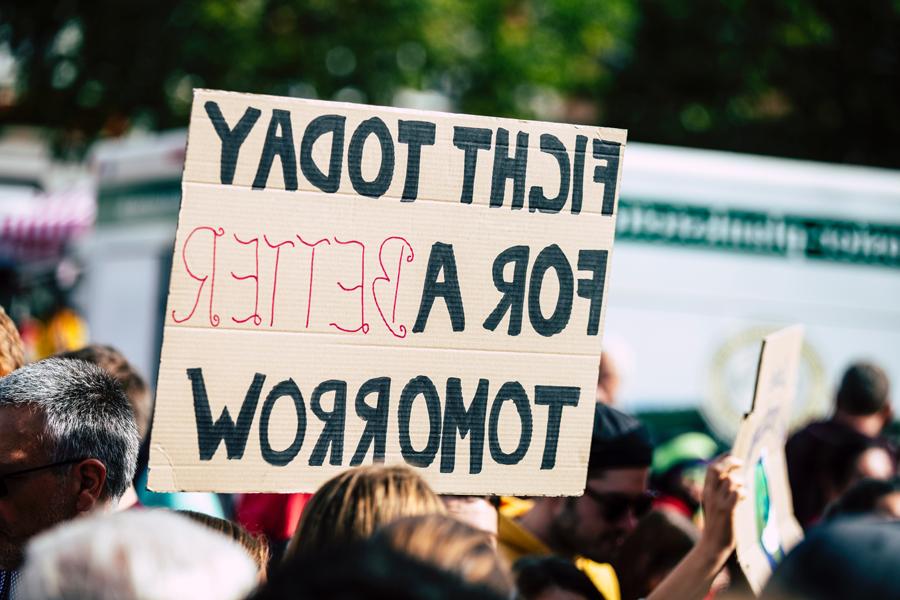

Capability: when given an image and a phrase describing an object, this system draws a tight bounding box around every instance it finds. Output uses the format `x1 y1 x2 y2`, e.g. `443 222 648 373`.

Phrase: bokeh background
3 0 900 165
1 0 898 444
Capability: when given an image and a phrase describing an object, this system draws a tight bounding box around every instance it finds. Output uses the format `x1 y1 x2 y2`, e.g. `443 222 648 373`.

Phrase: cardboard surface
149 89 626 495
732 325 805 595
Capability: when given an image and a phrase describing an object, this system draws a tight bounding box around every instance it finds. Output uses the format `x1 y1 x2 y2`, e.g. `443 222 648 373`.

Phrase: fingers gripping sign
701 454 746 555
645 455 746 600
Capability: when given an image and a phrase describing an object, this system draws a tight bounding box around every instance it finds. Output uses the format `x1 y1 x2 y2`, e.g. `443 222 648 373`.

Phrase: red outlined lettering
297 235 331 329
372 236 414 338
171 226 224 327
264 235 295 327
330 237 369 334
230 233 262 326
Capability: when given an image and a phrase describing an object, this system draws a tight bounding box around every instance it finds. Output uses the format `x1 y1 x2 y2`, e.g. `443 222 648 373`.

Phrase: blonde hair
286 465 445 558
0 306 25 377
376 514 512 596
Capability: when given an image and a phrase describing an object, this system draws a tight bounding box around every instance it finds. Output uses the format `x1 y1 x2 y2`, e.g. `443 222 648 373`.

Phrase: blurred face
855 447 895 482
875 492 900 519
678 464 708 506
0 406 77 569
595 354 620 406
442 496 498 538
550 467 649 563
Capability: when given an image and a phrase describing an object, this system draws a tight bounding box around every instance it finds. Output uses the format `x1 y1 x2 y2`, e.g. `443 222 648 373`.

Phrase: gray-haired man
0 358 139 599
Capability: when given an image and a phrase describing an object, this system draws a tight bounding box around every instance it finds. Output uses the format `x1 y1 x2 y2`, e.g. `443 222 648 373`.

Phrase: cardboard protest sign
148 89 626 495
733 325 805 595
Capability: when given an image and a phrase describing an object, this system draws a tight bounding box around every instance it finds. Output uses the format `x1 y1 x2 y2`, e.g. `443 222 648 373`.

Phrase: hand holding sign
699 455 745 558
644 455 745 600
732 325 805 595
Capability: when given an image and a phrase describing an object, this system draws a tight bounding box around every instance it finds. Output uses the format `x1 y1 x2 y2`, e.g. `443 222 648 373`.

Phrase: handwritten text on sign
149 89 626 495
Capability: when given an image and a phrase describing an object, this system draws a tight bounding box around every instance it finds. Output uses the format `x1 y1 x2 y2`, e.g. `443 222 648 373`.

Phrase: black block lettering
398 376 442 468
204 101 261 186
441 378 488 474
571 135 588 214
488 382 532 465
593 139 621 216
190 368 264 461
351 377 391 465
528 244 574 337
259 379 306 467
348 117 395 198
576 250 608 336
535 385 580 469
308 379 347 466
413 242 465 333
490 128 529 209
300 114 346 193
483 245 529 336
528 133 570 213
253 109 298 190
453 127 492 204
398 120 436 201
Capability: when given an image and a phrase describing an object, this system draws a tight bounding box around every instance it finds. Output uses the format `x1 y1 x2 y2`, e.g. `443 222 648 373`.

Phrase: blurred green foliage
1 0 898 167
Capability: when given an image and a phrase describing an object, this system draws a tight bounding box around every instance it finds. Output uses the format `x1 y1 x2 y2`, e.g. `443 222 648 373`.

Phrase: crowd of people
0 306 897 600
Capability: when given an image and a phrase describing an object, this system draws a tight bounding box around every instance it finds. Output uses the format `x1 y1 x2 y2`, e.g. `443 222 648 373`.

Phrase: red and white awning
0 185 96 263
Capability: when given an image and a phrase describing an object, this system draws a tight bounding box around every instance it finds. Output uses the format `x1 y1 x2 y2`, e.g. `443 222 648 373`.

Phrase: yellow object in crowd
497 504 620 600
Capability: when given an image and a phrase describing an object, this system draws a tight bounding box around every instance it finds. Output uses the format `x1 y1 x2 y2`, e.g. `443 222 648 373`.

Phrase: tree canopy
1 0 898 167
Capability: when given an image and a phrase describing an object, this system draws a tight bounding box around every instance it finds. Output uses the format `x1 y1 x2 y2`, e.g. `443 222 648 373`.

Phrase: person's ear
72 458 107 513
881 404 893 428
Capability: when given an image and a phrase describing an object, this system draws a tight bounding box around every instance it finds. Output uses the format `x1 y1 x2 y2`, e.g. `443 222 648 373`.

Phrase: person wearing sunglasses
0 358 139 600
497 403 655 600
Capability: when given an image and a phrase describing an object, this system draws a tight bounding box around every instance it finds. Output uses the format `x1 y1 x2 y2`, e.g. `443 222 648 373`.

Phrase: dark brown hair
836 362 891 416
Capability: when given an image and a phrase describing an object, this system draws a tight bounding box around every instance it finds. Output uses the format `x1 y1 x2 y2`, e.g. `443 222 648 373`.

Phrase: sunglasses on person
0 458 86 498
582 488 657 522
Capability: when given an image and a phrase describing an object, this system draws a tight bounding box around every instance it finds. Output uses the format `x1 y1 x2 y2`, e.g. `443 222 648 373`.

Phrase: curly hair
0 305 25 376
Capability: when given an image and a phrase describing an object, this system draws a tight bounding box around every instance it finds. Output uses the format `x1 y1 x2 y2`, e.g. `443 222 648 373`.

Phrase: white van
77 134 900 440
609 143 900 439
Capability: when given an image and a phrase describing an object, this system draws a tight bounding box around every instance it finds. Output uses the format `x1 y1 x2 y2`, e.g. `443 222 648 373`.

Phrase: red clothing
653 494 695 520
235 493 311 541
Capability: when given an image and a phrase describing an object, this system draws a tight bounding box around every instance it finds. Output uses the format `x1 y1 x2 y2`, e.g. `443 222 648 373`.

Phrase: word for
205 101 621 214
190 368 581 474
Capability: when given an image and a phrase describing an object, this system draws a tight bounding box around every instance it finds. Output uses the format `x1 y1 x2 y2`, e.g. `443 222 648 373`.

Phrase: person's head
0 357 139 568
286 464 445 558
524 404 653 563
825 477 900 521
255 538 505 600
763 518 900 600
824 436 895 514
651 432 718 515
375 514 512 596
834 362 892 433
513 556 605 600
180 510 271 580
0 306 25 377
442 495 499 537
613 510 699 600
596 351 620 405
17 509 258 600
57 344 152 441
